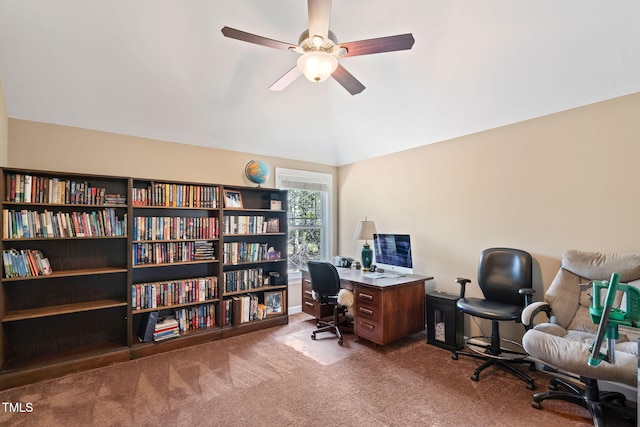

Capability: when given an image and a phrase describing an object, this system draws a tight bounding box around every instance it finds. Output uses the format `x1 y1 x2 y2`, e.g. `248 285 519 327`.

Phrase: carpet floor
0 313 635 426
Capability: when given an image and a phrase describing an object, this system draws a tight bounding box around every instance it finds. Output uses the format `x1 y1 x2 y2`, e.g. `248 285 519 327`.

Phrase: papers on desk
362 272 404 279
363 272 384 278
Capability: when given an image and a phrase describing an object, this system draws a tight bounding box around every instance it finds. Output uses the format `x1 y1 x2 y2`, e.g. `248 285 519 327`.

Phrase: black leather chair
307 260 348 346
452 247 537 389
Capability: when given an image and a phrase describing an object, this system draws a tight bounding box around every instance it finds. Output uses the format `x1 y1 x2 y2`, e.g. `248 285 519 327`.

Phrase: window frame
275 168 334 278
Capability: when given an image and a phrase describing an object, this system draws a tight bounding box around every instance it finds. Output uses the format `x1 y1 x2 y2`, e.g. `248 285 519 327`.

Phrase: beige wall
338 92 640 337
0 82 7 166
8 119 336 187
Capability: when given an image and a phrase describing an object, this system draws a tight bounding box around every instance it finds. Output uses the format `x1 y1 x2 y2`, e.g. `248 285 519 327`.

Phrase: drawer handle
304 301 315 307
358 293 374 301
304 279 311 284
360 322 375 330
304 290 313 296
358 307 373 316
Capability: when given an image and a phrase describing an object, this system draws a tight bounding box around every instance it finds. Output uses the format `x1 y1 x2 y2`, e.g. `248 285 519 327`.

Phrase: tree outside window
287 189 322 272
276 168 333 274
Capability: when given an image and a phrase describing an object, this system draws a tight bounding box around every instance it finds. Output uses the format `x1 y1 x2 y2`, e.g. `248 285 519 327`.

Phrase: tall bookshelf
0 168 130 390
0 168 289 389
220 186 289 338
129 178 222 358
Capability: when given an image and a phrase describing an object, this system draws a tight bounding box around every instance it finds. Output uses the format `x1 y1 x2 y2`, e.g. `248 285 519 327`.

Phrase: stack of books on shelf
2 248 52 278
153 316 180 342
193 240 215 260
104 193 127 205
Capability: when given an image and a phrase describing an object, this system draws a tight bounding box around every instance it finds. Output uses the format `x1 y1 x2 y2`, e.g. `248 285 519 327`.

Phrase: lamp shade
297 51 338 83
353 219 377 242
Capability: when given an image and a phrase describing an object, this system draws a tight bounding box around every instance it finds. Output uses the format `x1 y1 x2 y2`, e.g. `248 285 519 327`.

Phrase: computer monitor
373 233 413 276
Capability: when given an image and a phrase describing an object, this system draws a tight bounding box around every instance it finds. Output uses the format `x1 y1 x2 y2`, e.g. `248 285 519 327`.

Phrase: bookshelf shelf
1 267 127 281
3 299 128 322
1 169 289 390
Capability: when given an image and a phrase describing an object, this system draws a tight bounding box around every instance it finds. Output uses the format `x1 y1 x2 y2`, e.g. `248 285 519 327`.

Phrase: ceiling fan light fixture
297 51 338 83
311 35 324 47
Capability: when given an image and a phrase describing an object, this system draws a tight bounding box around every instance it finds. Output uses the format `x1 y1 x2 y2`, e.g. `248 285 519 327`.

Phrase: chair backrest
478 247 533 306
545 249 640 332
307 260 341 297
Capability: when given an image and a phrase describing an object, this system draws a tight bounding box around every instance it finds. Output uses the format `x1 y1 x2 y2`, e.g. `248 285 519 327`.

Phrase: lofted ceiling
0 1 639 167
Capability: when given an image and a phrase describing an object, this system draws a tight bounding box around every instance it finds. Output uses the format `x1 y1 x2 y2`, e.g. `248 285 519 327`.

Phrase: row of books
222 242 276 265
132 276 219 310
175 303 216 332
2 248 52 278
132 183 219 208
2 208 127 239
138 303 217 343
132 216 219 241
223 215 279 235
5 173 126 205
132 241 215 265
223 267 266 293
222 294 267 326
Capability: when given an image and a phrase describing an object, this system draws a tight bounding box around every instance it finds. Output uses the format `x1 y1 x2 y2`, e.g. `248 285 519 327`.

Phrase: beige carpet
0 313 635 426
277 326 366 365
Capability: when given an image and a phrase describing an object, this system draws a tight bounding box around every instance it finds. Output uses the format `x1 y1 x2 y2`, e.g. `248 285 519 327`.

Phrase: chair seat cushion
457 297 523 321
522 328 638 387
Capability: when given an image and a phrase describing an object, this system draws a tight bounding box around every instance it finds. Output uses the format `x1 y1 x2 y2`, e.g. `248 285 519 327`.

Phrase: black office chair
307 260 348 346
452 247 537 389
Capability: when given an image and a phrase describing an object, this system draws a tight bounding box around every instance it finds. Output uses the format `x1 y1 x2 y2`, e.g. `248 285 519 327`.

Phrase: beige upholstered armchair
521 249 638 426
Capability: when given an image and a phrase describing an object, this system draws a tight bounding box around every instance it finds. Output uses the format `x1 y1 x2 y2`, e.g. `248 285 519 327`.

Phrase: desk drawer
356 316 383 343
355 286 381 307
355 300 382 343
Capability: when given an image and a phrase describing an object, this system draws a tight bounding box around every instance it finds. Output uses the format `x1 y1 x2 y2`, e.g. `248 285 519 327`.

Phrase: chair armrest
521 301 551 330
455 277 471 298
518 288 536 306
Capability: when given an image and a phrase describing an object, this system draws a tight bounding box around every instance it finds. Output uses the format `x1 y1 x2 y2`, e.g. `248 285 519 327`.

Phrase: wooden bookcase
0 168 130 390
0 168 289 389
220 186 288 338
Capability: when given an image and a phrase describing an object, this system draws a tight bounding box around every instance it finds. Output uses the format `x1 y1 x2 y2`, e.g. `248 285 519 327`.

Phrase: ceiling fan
221 0 415 95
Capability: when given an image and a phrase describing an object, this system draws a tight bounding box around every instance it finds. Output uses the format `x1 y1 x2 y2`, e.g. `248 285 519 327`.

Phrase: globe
245 160 271 185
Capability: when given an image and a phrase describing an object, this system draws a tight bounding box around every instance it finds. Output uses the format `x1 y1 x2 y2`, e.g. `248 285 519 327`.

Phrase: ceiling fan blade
308 0 332 39
221 26 295 51
269 66 302 91
339 33 415 58
332 64 365 95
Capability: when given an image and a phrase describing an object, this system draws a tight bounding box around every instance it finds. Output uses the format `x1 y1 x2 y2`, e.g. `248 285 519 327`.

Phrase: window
276 168 333 274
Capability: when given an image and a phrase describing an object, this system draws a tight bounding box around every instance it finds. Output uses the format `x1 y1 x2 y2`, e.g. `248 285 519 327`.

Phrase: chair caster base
470 372 479 382
338 337 343 346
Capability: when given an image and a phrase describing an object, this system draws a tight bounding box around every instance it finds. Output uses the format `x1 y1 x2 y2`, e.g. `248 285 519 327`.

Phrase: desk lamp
353 217 377 271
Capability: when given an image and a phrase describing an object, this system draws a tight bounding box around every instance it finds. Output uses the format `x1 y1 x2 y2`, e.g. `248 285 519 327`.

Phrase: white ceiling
1 1 639 167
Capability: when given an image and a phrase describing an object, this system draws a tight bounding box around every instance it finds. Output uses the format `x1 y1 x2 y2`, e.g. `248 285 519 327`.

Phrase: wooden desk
302 268 432 346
